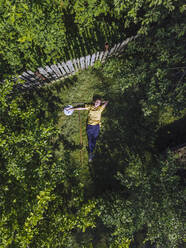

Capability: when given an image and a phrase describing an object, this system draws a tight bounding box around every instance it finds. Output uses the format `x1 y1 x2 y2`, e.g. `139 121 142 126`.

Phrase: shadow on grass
84 68 186 196
21 75 78 125
53 133 82 151
88 86 157 194
155 116 186 152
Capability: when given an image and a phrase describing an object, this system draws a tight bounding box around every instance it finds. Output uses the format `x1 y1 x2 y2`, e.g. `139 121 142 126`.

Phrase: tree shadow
89 86 157 194
20 75 78 125
62 9 138 60
155 116 186 152
53 133 82 152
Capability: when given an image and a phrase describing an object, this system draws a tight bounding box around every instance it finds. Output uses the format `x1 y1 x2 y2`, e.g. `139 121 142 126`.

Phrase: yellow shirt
85 104 105 125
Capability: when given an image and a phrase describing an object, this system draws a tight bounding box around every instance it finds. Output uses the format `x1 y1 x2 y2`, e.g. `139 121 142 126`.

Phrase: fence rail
16 34 139 89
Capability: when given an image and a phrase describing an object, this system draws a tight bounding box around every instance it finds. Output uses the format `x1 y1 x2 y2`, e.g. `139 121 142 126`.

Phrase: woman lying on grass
69 96 109 162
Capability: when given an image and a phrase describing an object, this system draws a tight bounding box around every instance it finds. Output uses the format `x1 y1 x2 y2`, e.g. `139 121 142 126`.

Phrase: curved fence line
17 34 139 89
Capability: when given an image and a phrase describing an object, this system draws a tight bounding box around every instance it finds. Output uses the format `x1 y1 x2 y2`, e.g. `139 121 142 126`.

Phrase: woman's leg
86 125 94 153
91 124 100 151
86 124 100 153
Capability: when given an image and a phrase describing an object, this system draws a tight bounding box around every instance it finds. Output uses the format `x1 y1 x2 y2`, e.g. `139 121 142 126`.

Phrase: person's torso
87 105 103 125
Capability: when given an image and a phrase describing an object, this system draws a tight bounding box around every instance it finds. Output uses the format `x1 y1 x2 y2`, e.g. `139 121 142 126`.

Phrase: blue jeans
86 124 100 153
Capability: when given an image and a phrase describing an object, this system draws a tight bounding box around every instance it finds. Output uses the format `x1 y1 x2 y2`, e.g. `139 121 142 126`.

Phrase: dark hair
93 94 102 102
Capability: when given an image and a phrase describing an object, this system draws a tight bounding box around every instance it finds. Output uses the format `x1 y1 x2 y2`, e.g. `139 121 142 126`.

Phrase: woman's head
93 95 102 107
94 99 101 107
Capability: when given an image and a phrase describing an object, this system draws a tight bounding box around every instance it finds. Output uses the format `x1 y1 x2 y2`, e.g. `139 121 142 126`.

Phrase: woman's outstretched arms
68 107 89 111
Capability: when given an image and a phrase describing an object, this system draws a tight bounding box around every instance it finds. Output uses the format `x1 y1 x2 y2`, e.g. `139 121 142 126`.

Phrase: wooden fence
17 34 139 89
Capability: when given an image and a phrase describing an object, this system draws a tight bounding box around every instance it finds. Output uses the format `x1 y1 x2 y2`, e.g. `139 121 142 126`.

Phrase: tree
0 79 100 247
0 0 185 75
98 151 185 248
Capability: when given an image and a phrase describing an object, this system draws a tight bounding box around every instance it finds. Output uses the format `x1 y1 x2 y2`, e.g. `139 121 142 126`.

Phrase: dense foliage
0 0 185 75
0 0 186 247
